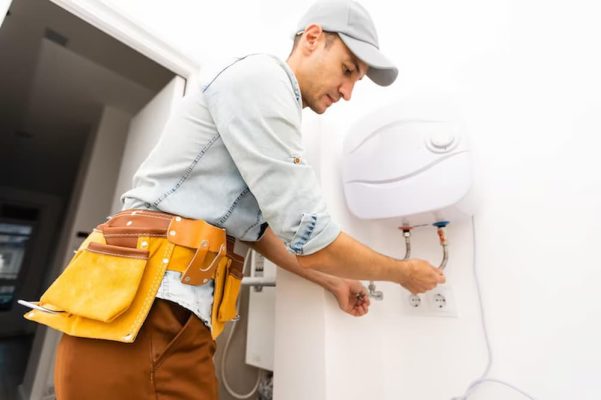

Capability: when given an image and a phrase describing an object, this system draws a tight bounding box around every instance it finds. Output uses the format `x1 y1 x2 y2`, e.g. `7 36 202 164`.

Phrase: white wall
303 1 601 399
69 1 600 399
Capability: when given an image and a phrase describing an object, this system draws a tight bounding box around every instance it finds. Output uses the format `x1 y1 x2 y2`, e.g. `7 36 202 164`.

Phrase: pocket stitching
86 248 149 260
127 239 174 338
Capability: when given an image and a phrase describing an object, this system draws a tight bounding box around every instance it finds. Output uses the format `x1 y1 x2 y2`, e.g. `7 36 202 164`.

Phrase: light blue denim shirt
121 54 340 328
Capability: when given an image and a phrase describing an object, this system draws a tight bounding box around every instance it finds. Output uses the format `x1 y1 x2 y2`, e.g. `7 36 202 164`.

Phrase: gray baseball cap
294 0 398 86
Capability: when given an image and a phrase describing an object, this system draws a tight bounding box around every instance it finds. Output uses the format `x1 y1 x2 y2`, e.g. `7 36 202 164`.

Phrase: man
52 1 445 398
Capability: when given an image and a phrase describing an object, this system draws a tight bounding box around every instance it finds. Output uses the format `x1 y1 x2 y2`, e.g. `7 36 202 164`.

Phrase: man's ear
301 24 324 53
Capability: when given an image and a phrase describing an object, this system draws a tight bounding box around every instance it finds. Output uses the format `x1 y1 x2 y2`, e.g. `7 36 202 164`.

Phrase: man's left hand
329 279 370 317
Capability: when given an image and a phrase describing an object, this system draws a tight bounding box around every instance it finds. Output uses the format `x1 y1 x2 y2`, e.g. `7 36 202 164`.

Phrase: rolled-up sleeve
203 56 340 255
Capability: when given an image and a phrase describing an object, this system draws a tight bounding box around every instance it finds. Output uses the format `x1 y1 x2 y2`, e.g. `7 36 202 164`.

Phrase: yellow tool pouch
23 209 243 342
24 230 173 343
210 256 244 339
41 241 149 323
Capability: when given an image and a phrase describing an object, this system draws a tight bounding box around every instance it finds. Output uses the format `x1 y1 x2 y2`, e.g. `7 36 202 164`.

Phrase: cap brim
338 33 398 86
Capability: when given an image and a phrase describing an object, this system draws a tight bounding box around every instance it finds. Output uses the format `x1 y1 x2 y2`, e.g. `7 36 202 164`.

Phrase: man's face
299 33 368 114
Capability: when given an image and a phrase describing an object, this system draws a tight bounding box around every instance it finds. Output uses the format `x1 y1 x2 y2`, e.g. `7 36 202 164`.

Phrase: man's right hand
397 259 446 294
297 232 447 292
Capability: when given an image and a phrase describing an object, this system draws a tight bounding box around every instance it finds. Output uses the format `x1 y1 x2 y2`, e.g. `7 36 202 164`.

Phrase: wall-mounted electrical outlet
424 284 458 317
408 294 422 308
401 285 458 318
431 293 447 309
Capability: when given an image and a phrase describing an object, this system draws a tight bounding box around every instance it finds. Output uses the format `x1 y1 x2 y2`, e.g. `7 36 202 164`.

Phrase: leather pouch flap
40 242 149 323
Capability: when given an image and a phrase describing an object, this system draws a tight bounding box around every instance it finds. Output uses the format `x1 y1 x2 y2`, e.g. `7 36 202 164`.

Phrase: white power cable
451 216 536 400
220 249 263 399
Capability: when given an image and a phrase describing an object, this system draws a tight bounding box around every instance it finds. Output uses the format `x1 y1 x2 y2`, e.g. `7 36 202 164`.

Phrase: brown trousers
54 299 218 400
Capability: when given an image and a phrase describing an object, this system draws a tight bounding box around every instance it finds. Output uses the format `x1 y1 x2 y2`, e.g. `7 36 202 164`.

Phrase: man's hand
328 279 370 317
297 232 447 294
247 228 371 316
398 259 446 294
248 228 443 308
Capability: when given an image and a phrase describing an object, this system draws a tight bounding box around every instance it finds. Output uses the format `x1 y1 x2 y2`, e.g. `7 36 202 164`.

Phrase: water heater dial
427 132 457 153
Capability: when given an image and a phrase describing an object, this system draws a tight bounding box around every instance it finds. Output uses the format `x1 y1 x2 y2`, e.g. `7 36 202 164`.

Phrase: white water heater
342 97 474 225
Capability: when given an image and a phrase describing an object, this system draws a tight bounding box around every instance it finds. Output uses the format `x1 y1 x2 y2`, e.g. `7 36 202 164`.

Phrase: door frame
16 1 200 399
0 0 12 28
49 0 201 84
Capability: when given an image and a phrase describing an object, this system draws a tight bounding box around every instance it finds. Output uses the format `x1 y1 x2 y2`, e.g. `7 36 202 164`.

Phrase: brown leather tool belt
98 209 245 285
